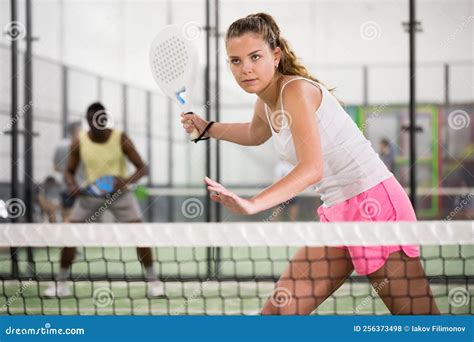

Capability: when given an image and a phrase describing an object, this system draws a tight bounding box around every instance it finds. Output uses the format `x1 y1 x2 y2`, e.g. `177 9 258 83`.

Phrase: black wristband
193 121 215 143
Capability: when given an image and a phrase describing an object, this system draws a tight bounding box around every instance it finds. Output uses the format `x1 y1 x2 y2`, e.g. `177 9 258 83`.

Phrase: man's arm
120 132 148 185
64 136 81 194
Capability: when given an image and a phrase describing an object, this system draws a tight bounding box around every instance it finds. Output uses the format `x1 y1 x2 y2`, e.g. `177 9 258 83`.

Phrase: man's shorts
69 191 143 223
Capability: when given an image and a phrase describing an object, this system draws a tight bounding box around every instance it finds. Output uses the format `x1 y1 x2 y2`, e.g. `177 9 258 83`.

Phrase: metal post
408 0 417 211
214 0 221 277
165 0 174 222
444 63 450 106
9 0 19 278
205 0 213 279
122 84 128 133
215 0 221 222
24 0 35 274
24 0 34 222
443 63 450 166
61 66 68 138
145 91 153 222
167 98 174 222
146 92 152 186
363 65 368 106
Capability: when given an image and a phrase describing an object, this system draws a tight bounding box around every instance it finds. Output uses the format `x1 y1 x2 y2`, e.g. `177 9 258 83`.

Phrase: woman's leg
367 251 440 314
261 246 354 315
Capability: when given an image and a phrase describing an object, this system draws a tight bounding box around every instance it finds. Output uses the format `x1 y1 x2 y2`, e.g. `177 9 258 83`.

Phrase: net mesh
0 221 472 315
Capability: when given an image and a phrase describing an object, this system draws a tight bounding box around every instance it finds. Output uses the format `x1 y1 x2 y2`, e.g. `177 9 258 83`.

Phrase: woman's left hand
205 177 258 215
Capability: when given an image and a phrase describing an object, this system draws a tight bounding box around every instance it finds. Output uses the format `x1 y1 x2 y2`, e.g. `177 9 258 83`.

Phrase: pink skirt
317 176 420 275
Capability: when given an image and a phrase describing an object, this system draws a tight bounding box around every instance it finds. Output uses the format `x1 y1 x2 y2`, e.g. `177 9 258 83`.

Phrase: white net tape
0 221 472 247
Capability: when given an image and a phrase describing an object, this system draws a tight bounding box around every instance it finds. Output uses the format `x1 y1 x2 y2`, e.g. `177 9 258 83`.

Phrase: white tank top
264 77 393 207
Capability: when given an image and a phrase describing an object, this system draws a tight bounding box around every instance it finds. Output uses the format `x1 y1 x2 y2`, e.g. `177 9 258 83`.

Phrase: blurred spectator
379 138 396 173
38 176 61 223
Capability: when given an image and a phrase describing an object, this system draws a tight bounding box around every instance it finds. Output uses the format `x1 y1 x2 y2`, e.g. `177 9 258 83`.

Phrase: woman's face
226 33 280 94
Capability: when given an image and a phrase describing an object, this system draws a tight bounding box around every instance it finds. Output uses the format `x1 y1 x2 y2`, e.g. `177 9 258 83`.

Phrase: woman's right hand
181 112 209 138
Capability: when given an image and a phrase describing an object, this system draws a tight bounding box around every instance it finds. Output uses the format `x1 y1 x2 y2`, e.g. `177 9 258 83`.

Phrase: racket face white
150 25 198 113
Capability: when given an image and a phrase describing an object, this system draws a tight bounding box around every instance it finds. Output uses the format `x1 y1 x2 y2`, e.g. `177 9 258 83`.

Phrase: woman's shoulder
281 75 318 85
280 75 321 93
279 75 322 105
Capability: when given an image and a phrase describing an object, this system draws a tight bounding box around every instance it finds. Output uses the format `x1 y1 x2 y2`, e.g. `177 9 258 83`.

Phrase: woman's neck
257 73 283 110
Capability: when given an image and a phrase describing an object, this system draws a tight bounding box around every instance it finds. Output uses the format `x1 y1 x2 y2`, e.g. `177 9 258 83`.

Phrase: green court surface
1 280 473 315
1 245 473 315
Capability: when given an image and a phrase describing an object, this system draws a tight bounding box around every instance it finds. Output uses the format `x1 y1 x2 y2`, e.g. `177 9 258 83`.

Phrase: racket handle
183 111 201 140
190 128 200 140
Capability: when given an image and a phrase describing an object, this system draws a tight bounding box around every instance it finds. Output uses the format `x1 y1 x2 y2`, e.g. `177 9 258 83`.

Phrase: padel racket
79 175 115 198
149 24 200 140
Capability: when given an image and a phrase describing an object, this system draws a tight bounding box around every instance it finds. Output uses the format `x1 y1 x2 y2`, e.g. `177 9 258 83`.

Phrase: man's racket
149 24 200 140
79 175 116 198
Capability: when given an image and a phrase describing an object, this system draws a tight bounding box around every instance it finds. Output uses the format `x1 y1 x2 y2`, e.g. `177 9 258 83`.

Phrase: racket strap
193 121 215 143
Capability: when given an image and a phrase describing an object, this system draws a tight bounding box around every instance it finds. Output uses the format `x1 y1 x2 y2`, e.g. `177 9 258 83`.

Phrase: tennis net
0 221 472 315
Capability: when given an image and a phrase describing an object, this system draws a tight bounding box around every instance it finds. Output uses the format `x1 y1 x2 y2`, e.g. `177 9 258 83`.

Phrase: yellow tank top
79 130 127 184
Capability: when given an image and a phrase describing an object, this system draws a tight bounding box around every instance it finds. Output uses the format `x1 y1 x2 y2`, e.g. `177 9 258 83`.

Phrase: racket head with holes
150 25 199 122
